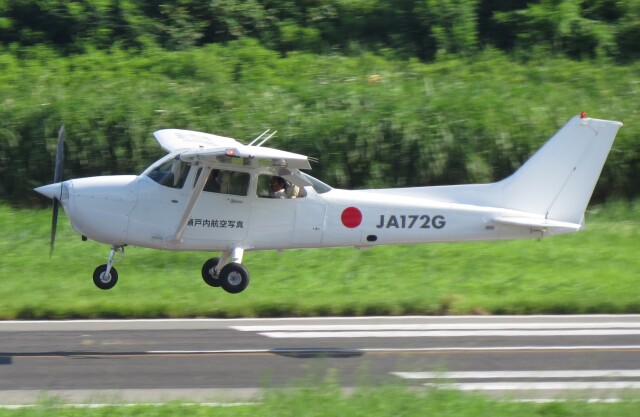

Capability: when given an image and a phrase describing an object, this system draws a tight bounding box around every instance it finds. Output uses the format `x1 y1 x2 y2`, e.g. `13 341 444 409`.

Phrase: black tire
93 264 118 290
219 263 250 294
201 257 221 287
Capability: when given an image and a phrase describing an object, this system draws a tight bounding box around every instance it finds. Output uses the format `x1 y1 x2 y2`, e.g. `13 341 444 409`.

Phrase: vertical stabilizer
499 116 622 224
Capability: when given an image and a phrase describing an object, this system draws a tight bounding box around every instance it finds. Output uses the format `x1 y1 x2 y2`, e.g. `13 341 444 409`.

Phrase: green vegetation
2 43 639 203
1 0 640 60
1 1 639 203
3 385 640 416
1 201 638 319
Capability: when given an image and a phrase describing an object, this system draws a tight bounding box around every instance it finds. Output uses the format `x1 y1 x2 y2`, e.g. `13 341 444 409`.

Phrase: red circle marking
341 207 362 228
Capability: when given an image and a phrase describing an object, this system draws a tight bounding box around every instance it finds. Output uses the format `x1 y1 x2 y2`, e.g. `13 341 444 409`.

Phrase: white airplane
36 113 622 294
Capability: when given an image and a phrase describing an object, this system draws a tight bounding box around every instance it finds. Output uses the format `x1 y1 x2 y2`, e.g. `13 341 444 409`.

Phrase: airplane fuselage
56 170 570 255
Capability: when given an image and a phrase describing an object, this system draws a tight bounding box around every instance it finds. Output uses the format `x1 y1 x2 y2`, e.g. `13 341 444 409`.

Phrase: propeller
50 125 65 256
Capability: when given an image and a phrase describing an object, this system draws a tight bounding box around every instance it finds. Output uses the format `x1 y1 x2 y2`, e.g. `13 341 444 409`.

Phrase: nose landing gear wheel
93 264 118 290
201 257 221 287
219 263 250 294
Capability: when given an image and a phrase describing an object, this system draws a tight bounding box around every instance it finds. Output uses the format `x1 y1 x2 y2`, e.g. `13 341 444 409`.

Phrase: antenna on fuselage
255 130 277 147
247 129 278 147
247 129 270 146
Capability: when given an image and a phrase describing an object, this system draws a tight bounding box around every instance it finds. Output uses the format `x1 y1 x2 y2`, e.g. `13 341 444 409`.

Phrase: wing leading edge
153 129 311 170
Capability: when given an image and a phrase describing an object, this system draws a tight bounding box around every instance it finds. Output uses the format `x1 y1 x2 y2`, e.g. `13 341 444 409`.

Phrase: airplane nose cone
35 182 63 200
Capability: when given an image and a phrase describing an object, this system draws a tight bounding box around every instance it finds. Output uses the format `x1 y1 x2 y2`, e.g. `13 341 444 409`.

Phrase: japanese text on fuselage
188 219 244 228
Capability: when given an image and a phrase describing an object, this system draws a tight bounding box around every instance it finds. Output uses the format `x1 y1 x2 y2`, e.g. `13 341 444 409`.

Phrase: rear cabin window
204 169 250 196
146 159 190 189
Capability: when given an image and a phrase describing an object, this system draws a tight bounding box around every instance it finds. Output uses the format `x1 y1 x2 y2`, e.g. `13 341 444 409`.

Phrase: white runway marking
363 345 640 351
430 382 640 391
232 321 640 339
232 322 640 332
394 370 640 379
256 329 640 338
394 369 640 396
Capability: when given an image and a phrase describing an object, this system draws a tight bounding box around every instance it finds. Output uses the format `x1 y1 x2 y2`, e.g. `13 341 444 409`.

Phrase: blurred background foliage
0 0 639 204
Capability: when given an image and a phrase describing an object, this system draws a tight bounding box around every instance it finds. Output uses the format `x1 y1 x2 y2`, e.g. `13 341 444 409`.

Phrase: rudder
498 116 622 224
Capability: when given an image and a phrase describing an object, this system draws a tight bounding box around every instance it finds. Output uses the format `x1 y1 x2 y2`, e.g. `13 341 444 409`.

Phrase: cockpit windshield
301 172 332 194
145 157 190 189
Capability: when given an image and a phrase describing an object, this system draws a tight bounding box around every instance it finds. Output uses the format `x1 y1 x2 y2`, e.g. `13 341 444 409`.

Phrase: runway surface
2 315 640 404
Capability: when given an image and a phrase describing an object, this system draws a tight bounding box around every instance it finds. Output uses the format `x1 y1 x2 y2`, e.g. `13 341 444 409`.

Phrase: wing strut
172 165 212 243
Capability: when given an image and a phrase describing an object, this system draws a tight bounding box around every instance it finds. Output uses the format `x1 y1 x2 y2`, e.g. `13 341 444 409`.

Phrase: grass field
0 200 638 319
3 385 640 416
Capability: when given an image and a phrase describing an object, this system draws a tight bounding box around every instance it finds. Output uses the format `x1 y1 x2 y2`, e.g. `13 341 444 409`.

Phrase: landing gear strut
90 245 250 293
93 246 124 290
201 248 250 294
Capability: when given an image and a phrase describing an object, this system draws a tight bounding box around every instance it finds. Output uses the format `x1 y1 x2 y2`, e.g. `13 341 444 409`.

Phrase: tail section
372 114 622 227
498 115 622 224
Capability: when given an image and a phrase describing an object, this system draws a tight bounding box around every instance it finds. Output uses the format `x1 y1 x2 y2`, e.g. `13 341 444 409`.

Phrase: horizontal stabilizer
493 216 582 232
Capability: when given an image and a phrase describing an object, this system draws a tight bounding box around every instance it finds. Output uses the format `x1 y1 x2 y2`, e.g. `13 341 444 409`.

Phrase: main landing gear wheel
93 264 118 290
219 263 250 294
201 257 221 287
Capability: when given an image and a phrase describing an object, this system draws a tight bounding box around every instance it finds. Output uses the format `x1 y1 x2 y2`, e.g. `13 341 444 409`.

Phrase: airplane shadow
270 348 364 359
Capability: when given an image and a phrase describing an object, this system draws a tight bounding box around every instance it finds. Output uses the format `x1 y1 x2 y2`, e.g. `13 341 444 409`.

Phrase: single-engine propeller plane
36 113 622 293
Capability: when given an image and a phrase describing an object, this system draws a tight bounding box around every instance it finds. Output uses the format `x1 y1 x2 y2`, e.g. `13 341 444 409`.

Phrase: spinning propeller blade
50 125 65 256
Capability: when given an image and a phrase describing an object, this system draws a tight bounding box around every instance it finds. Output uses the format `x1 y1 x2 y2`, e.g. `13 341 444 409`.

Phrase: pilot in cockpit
269 176 287 199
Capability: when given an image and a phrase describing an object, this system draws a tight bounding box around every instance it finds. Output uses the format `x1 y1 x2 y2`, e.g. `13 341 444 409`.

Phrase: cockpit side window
204 169 250 196
257 175 307 199
146 159 190 189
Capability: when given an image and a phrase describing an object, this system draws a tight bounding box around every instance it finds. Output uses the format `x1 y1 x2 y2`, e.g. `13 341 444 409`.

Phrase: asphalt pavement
2 315 640 404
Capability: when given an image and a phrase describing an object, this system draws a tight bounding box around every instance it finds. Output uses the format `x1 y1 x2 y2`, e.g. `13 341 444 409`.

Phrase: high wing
153 129 311 170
